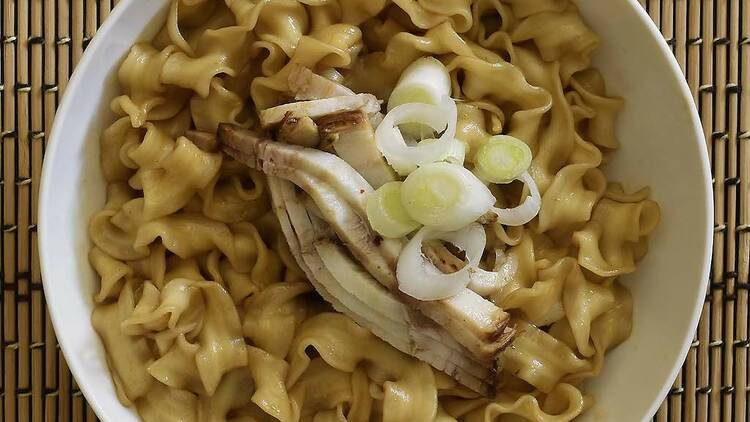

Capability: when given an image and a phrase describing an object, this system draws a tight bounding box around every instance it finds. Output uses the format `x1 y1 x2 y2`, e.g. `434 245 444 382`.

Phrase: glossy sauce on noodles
88 1 660 420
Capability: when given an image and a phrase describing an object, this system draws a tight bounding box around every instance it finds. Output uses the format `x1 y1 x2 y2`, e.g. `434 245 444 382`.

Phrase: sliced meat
277 112 320 148
259 94 381 129
218 124 514 369
317 111 397 189
423 240 466 274
280 170 397 289
268 177 496 394
288 64 355 100
286 65 384 128
219 124 372 215
185 130 218 152
418 291 514 361
476 211 499 225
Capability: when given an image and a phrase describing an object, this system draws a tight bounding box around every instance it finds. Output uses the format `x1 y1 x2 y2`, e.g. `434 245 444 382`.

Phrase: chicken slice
277 112 320 148
259 94 381 129
268 177 496 394
185 130 218 152
271 164 397 289
317 110 397 189
221 124 372 212
419 291 515 361
286 65 384 128
283 170 514 360
287 64 355 100
219 125 514 365
220 125 400 286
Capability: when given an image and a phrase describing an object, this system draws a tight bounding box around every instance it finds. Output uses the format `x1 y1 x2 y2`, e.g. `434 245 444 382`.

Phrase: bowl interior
39 1 711 421
573 1 711 420
40 2 170 421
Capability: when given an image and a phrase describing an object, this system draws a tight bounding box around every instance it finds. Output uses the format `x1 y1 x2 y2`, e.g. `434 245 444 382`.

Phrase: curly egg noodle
87 0 661 420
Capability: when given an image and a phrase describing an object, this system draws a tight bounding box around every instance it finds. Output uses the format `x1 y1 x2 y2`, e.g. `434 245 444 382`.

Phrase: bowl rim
38 1 164 419
38 0 713 421
615 2 712 420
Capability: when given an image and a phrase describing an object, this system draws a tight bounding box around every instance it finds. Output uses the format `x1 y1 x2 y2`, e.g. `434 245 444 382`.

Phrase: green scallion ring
474 135 532 184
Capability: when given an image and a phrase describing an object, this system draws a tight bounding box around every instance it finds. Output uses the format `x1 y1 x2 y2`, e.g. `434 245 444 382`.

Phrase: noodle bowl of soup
39 0 711 421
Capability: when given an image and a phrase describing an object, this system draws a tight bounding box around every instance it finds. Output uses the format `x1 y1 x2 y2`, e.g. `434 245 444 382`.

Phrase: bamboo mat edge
1 0 747 421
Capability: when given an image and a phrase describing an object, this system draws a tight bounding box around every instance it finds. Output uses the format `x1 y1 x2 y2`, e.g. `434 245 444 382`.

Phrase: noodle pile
88 0 660 420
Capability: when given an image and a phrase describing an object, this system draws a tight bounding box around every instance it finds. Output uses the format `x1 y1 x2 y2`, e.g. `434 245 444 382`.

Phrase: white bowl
39 1 712 421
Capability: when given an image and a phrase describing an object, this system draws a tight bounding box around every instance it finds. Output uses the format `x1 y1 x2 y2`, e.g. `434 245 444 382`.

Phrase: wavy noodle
92 281 154 404
193 280 248 394
573 197 660 277
89 1 659 420
90 201 147 261
200 163 269 223
242 281 311 358
562 264 616 358
510 7 598 84
198 367 254 421
445 383 588 422
111 44 187 128
135 383 198 422
570 69 624 149
500 257 568 327
122 279 205 338
138 134 223 220
100 117 140 183
538 162 605 234
288 313 439 422
246 345 297 421
190 78 252 133
161 26 255 97
503 320 591 393
393 0 473 32
89 247 134 303
492 231 538 303
147 333 204 393
289 358 353 420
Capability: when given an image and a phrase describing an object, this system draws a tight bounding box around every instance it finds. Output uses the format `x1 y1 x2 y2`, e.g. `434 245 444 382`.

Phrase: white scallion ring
491 171 541 226
397 223 485 300
375 96 460 176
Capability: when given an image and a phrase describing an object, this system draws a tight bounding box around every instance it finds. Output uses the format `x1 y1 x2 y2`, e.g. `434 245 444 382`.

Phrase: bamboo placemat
0 0 746 421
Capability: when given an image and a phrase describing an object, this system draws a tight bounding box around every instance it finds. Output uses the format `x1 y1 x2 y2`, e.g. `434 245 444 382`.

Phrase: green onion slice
474 135 532 184
400 162 495 231
366 181 421 238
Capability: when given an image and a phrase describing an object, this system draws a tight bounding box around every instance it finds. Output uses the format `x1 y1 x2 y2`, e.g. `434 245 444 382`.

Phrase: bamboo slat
0 1 746 421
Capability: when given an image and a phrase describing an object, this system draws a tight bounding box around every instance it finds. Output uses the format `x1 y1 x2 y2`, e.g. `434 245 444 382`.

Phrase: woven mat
0 0 746 421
